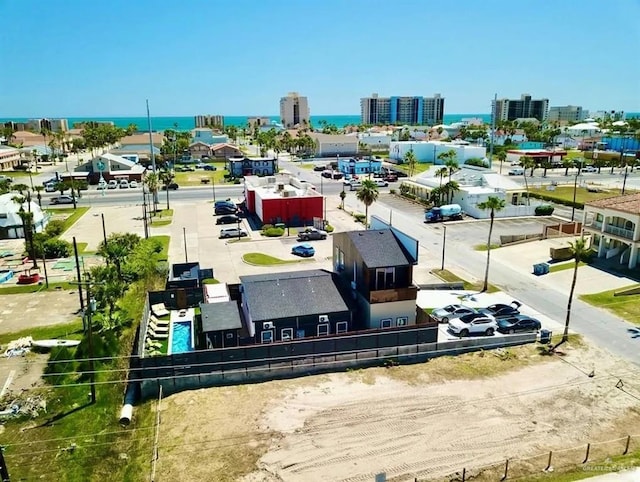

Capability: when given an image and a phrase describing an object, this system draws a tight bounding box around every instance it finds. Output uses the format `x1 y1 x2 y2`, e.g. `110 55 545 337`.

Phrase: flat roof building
548 106 586 124
361 93 444 125
493 94 549 122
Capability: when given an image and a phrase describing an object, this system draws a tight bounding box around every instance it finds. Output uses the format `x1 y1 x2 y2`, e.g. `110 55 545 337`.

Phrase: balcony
604 225 635 240
369 285 418 304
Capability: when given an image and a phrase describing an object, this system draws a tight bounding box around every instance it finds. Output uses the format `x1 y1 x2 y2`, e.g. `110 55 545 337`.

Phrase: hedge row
527 192 584 210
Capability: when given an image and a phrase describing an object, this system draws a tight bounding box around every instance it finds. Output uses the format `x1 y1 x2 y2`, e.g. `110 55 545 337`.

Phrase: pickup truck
297 228 327 241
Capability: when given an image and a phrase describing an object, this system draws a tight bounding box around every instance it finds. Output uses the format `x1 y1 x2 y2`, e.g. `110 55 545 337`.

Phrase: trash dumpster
539 329 552 344
533 263 550 275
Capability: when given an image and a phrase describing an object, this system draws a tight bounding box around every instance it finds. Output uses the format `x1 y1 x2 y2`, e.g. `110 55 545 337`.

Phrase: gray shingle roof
199 301 243 332
240 270 348 322
347 230 411 268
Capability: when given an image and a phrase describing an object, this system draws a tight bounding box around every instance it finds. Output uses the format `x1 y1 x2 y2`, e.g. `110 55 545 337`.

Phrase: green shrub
261 224 274 230
389 189 396 195
43 238 72 258
465 158 489 168
44 219 66 236
325 224 334 233
354 213 366 223
233 179 241 184
528 192 584 209
263 227 284 237
535 204 555 216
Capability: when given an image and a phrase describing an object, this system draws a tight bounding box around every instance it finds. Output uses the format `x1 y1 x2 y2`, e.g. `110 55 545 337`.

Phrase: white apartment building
194 115 224 128
583 194 640 270
389 140 486 164
360 93 444 125
279 92 310 128
548 106 585 124
493 94 549 122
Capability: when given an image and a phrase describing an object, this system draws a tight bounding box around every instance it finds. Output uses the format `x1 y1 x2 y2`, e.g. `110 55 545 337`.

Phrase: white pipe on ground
119 404 133 426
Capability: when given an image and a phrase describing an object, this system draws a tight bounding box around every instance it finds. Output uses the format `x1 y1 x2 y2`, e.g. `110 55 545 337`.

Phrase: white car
119 180 130 189
97 181 108 190
374 179 388 187
129 180 138 188
448 314 497 337
107 180 118 189
581 165 598 173
508 168 524 176
219 227 248 239
44 183 57 192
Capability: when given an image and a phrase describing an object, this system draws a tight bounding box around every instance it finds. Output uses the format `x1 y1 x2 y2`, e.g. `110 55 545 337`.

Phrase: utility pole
441 225 447 271
101 213 108 247
489 93 497 169
71 279 100 404
72 237 84 315
0 445 9 482
183 227 188 262
621 166 629 195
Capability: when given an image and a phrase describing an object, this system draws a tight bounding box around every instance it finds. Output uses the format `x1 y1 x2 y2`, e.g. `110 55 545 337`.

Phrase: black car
162 183 179 190
215 205 238 215
497 315 541 334
216 214 240 225
479 301 522 318
215 200 236 208
203 165 216 171
313 165 326 172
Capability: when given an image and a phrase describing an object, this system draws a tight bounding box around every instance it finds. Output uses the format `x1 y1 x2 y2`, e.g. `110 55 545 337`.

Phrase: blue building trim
390 97 398 124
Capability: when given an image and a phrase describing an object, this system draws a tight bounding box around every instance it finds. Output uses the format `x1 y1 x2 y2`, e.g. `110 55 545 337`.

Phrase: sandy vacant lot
157 343 640 482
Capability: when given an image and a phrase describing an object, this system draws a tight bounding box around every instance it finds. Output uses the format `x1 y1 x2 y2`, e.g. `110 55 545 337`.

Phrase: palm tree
556 237 590 348
438 150 459 181
443 180 460 204
404 150 418 177
11 193 38 269
355 179 379 229
562 158 573 176
159 170 175 210
520 156 535 206
144 172 160 213
497 150 507 169
33 186 44 207
435 167 448 205
478 196 505 292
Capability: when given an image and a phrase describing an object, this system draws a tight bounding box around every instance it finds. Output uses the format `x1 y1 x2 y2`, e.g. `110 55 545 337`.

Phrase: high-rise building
195 115 224 129
493 94 549 122
547 106 585 124
279 92 310 128
360 93 444 125
43 118 69 132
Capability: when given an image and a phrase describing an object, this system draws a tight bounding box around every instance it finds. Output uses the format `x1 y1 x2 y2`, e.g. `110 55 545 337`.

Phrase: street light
441 224 447 271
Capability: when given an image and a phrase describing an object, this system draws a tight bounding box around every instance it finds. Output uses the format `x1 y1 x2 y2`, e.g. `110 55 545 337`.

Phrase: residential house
74 153 146 184
332 228 419 330
166 262 214 290
240 269 352 343
309 133 358 157
390 140 486 164
116 133 164 162
191 128 228 145
198 301 243 349
188 141 212 160
0 193 48 239
243 174 322 227
583 194 640 270
211 143 242 159
228 157 277 177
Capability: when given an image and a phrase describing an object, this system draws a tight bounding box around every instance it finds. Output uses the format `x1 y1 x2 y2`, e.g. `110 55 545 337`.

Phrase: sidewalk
584 467 640 481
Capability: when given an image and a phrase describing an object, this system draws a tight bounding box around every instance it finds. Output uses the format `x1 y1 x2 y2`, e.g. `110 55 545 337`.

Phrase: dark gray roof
240 269 349 322
346 230 411 268
199 301 243 332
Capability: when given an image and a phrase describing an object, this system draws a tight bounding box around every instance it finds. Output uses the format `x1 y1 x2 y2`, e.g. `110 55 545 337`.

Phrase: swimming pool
170 321 193 354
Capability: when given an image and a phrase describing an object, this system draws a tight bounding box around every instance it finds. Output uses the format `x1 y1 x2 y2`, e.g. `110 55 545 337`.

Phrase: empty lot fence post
500 459 509 481
461 468 466 481
545 451 553 471
623 435 631 455
583 443 590 464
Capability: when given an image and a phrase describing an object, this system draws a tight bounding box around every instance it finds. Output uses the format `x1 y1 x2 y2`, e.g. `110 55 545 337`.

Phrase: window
336 322 348 334
281 328 293 341
225 333 234 339
396 317 408 326
261 330 273 343
381 319 392 328
317 324 329 336
375 267 395 290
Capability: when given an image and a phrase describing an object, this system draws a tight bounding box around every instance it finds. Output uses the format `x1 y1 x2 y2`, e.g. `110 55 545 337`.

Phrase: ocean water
2 114 492 131
2 113 637 132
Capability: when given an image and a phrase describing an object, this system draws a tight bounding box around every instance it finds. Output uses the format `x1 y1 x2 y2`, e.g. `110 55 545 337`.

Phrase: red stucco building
243 175 324 226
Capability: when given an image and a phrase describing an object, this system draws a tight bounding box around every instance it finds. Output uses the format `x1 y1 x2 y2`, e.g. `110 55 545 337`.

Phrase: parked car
42 176 59 186
497 315 542 334
374 179 389 187
331 171 344 180
119 180 130 189
97 181 108 190
219 227 247 238
431 304 478 323
313 165 326 172
391 169 408 178
107 180 118 189
50 195 74 205
348 181 362 190
203 165 216 171
292 243 315 257
215 200 236 209
161 183 179 190
508 168 524 176
297 227 327 241
44 183 57 192
215 205 238 215
129 180 138 188
321 170 333 178
384 173 398 182
448 314 497 337
581 165 598 173
479 301 522 318
216 214 240 225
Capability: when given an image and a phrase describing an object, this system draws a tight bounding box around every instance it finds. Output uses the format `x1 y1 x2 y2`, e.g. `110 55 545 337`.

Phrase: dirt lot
156 342 640 482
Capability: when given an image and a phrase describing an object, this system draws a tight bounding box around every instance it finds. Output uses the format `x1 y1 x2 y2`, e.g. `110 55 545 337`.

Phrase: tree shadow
35 401 93 428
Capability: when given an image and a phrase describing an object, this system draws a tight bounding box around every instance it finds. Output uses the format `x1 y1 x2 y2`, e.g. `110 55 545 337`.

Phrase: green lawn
580 286 640 325
149 235 170 261
432 269 499 293
548 261 586 273
0 170 33 177
242 253 304 266
528 186 627 205
0 281 75 295
151 219 172 227
0 320 83 345
395 163 432 175
173 163 229 186
473 244 500 251
46 206 90 233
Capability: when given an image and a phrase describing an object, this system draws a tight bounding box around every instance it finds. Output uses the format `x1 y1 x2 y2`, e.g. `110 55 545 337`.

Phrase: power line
3 426 155 448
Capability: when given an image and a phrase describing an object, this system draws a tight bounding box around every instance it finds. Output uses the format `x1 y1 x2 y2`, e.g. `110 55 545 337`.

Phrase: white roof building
564 122 602 136
0 193 48 239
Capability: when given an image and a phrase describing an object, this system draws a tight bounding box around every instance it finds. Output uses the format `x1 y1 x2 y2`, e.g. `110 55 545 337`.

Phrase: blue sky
1 0 639 117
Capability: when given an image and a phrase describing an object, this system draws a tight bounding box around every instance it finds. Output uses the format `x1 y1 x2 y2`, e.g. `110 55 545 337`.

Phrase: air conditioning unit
277 183 285 191
318 315 329 323
263 322 274 330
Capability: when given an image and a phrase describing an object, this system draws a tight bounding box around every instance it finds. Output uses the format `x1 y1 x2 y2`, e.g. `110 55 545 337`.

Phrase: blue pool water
171 321 193 354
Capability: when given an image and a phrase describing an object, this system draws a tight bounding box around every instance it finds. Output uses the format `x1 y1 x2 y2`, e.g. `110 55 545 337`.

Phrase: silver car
431 304 478 323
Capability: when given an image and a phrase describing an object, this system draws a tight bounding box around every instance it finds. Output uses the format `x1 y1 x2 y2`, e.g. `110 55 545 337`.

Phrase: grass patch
548 261 587 273
151 208 173 217
202 278 220 284
242 253 302 266
151 219 172 227
394 163 432 175
149 235 170 261
0 320 83 345
431 269 500 293
0 170 33 177
173 164 228 186
528 186 622 205
46 206 90 233
0 281 75 295
474 244 500 251
580 286 640 325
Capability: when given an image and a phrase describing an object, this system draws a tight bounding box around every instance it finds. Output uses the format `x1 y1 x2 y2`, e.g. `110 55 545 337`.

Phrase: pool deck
167 308 195 355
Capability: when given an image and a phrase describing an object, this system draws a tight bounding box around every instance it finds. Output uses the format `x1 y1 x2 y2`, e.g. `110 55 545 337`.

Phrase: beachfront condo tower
360 94 444 125
493 94 549 122
280 92 310 128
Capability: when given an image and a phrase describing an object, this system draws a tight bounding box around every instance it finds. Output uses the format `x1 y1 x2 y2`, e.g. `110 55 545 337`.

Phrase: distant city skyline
1 0 638 117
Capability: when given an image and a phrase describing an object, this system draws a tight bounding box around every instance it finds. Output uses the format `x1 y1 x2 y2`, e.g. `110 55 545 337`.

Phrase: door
176 289 187 309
